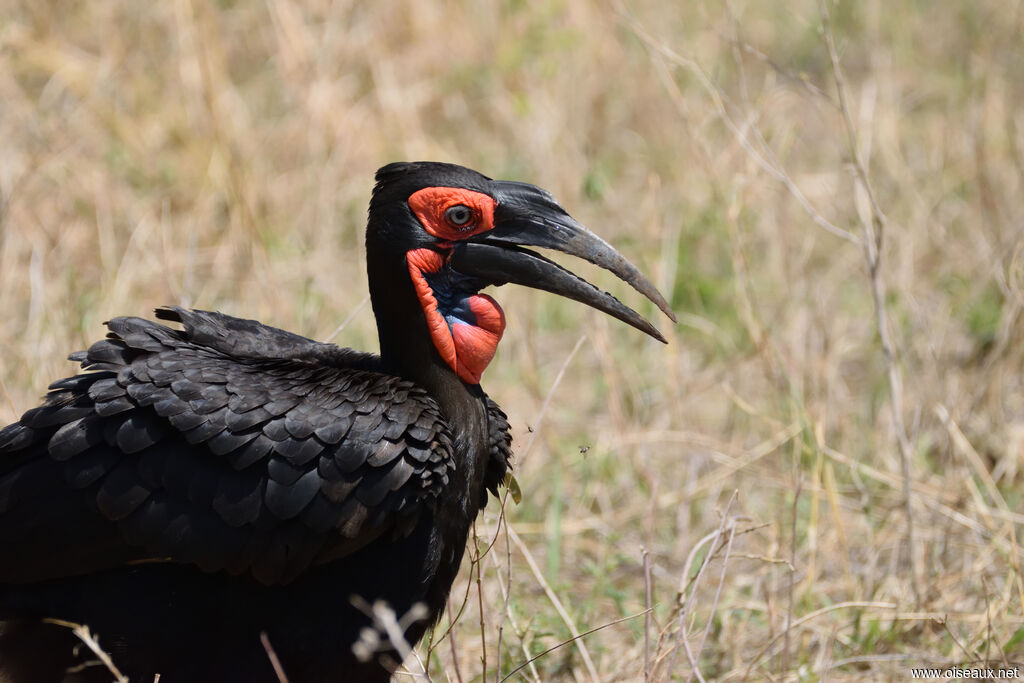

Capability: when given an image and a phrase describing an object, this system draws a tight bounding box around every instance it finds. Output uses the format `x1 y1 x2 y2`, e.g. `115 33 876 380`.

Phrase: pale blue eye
445 205 473 226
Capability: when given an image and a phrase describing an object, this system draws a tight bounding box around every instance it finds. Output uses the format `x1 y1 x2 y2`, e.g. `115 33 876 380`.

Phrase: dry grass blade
486 523 542 683
507 525 600 682
42 619 128 683
351 599 432 683
643 548 652 682
499 610 651 683
665 493 736 682
516 334 587 469
259 632 291 683
323 294 371 343
743 601 899 678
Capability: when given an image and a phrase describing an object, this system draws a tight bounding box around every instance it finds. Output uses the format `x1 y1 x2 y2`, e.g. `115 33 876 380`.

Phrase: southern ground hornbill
0 162 674 682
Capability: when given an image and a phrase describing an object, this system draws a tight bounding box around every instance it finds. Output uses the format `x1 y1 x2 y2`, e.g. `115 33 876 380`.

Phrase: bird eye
445 205 474 227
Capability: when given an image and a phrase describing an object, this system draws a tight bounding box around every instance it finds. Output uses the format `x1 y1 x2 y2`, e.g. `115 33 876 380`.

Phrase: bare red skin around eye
406 247 506 384
408 187 496 242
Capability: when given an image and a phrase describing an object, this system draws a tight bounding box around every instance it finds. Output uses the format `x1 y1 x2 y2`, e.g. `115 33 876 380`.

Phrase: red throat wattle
407 248 506 384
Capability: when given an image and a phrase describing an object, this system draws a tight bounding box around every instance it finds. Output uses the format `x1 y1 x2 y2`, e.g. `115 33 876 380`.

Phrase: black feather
95 395 136 417
366 438 405 467
86 377 124 401
264 469 320 520
64 446 122 489
167 409 208 431
96 460 151 520
226 434 275 471
213 468 265 527
333 439 377 474
125 381 162 405
262 417 290 441
284 414 317 440
0 458 56 511
263 395 301 416
225 405 272 432
21 401 94 428
85 339 135 365
170 378 205 402
182 418 227 445
313 416 353 444
49 416 105 460
206 428 260 456
115 414 164 454
152 395 190 417
272 436 323 467
267 456 305 486
0 423 35 452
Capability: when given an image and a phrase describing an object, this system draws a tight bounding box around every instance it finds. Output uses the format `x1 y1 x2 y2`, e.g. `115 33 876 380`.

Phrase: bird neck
367 248 482 404
367 246 492 521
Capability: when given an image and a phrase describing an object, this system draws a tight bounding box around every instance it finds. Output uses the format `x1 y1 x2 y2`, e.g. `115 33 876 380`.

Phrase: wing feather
0 308 454 585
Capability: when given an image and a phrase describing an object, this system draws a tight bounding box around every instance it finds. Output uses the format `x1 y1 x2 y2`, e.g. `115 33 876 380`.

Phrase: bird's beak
448 181 676 343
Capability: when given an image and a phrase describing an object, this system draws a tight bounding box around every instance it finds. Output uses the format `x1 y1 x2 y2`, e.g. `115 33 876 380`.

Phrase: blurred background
1 0 1023 680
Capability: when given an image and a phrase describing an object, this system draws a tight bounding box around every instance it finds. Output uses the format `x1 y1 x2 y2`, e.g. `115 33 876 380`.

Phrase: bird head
366 161 676 385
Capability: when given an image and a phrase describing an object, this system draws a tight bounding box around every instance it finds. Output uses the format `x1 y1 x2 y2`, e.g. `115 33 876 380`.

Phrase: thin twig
668 493 737 681
472 520 488 679
694 517 737 679
260 631 291 683
446 596 465 683
643 548 652 682
350 598 431 682
818 0 921 607
662 529 720 676
685 494 736 683
430 529 483 652
935 615 975 664
783 473 801 678
490 489 538 683
718 29 836 105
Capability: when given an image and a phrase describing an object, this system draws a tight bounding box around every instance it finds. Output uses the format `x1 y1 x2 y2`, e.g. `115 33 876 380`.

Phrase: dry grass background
2 0 1024 680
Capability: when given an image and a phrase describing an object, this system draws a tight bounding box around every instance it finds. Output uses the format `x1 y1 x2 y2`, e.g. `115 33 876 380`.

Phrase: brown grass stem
42 619 128 683
507 524 600 683
817 0 922 609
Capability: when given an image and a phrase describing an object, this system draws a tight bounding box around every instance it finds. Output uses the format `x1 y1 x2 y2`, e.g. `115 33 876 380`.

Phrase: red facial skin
407 187 496 241
450 294 505 383
405 187 505 384
406 247 505 385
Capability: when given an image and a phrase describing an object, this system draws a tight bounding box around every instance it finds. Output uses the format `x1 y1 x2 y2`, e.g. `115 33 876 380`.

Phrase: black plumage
0 162 673 682
0 308 473 680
